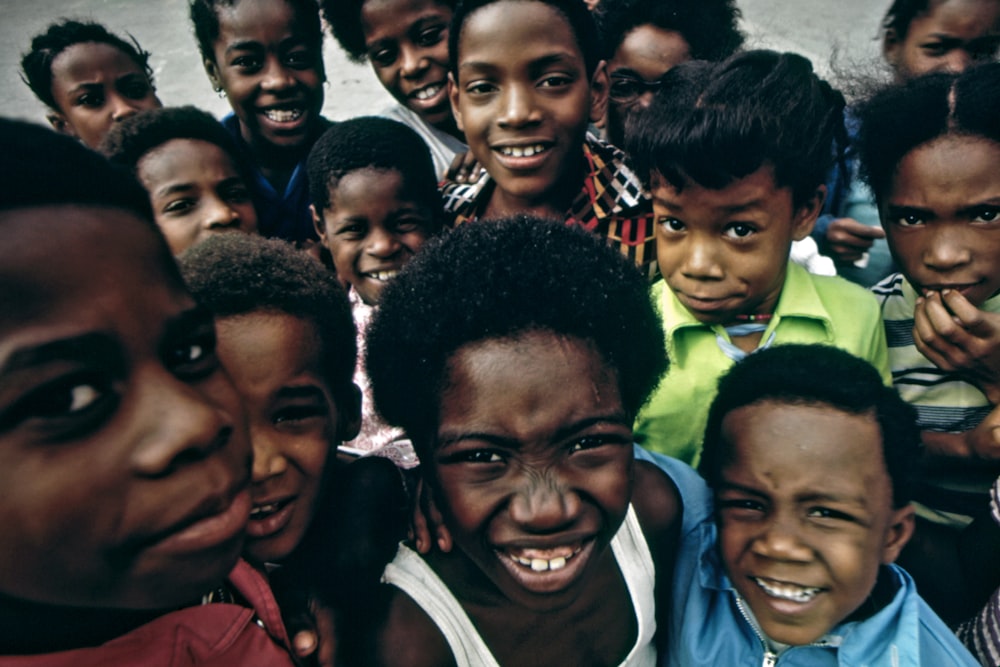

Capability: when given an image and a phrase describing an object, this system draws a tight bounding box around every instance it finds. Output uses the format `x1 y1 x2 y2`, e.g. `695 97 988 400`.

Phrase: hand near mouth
913 289 1000 402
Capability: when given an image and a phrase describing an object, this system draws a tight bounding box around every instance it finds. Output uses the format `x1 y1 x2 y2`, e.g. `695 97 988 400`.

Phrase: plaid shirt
439 134 659 281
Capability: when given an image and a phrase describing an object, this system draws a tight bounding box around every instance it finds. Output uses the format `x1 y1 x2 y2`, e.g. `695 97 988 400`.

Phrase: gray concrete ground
0 0 889 129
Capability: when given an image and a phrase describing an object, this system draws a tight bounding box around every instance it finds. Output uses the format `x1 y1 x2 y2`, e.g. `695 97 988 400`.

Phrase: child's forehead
458 0 582 58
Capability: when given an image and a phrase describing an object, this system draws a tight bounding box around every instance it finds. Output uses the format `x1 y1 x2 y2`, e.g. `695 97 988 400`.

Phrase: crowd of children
6 0 1000 664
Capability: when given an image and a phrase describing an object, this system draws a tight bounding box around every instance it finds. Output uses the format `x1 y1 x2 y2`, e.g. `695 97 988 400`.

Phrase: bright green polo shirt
635 262 890 465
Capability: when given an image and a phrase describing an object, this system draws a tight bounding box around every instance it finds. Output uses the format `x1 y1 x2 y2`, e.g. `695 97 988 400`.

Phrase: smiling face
137 138 258 255
651 165 820 325
0 205 252 610
715 400 914 646
882 135 1000 307
205 0 325 153
429 331 633 610
216 311 357 565
361 0 456 134
884 0 1000 80
604 24 690 147
449 0 608 218
315 167 435 305
47 41 162 149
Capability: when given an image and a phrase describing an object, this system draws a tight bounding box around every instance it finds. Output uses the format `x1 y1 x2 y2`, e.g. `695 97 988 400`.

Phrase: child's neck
482 151 585 221
0 593 164 654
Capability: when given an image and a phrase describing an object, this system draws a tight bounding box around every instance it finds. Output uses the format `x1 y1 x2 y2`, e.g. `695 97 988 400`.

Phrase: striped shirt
956 477 1000 665
439 134 659 281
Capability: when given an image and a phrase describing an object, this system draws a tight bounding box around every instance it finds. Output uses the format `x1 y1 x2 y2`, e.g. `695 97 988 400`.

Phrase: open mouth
249 498 293 521
752 577 823 603
260 106 305 124
411 83 444 101
496 144 549 158
363 270 399 282
506 545 583 572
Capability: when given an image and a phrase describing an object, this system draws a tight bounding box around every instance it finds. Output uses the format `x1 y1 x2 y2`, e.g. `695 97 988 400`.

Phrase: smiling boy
662 344 978 666
439 0 658 279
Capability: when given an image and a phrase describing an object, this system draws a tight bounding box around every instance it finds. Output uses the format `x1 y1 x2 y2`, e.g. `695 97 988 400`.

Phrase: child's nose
680 237 724 279
940 49 973 74
260 60 296 92
497 85 539 128
751 516 813 562
129 366 237 477
250 428 290 483
203 197 242 230
399 46 428 79
508 475 579 532
110 94 142 122
366 228 401 257
923 226 973 271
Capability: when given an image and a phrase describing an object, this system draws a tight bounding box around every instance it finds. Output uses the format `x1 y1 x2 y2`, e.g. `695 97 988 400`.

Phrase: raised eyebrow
0 332 122 375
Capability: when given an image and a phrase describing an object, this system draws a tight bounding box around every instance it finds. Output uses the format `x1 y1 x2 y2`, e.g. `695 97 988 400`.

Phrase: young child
440 0 659 280
593 0 743 148
665 344 978 666
322 0 468 178
363 216 680 665
20 19 162 149
0 118 297 664
307 115 443 465
859 62 1000 622
626 50 890 465
100 105 258 255
178 232 361 567
189 0 330 243
814 0 1000 286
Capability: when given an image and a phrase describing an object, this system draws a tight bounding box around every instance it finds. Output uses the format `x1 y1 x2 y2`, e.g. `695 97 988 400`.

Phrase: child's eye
2 373 118 436
336 222 367 237
76 92 104 108
416 26 445 48
538 74 572 88
723 222 756 239
370 46 398 68
894 213 924 227
973 207 1000 223
231 55 261 72
657 217 684 233
284 49 316 69
163 198 196 215
121 80 152 100
165 329 218 379
273 403 328 426
807 507 854 522
459 449 504 464
465 81 497 96
221 185 251 204
717 498 766 513
921 42 949 57
393 216 430 234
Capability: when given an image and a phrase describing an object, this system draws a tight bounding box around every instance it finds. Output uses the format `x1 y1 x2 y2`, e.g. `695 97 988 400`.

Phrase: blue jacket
634 448 979 667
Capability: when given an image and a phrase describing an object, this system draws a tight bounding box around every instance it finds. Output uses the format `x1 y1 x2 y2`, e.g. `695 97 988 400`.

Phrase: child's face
314 167 435 305
361 0 454 131
884 0 1000 80
216 312 359 565
651 165 820 325
205 0 325 152
882 135 1000 307
137 138 258 255
604 24 690 147
0 205 252 610
429 331 633 611
715 400 914 646
448 0 608 213
47 41 162 149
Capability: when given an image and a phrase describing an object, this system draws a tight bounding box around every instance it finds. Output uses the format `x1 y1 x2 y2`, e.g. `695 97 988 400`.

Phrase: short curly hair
322 0 456 62
100 105 251 184
365 215 667 453
306 116 444 223
699 344 920 509
189 0 323 64
855 62 1000 208
21 19 154 111
179 233 356 397
594 0 743 62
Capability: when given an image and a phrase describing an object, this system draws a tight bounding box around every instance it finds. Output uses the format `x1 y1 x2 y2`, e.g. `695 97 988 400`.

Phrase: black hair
699 344 920 509
448 0 602 78
189 0 323 63
856 62 1000 207
0 118 153 222
20 19 155 112
100 105 252 184
365 215 666 455
306 116 444 225
322 0 456 62
594 0 743 62
882 0 934 42
179 233 357 397
626 49 847 209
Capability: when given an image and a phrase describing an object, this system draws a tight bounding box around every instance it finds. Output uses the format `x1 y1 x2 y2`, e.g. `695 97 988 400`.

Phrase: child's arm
914 290 1000 404
920 405 1000 460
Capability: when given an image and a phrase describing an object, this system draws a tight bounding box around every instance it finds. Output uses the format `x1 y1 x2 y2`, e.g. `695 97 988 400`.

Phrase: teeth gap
508 546 581 572
499 144 547 158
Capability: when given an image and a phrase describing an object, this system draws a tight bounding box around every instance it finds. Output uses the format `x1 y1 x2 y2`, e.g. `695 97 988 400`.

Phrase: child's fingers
913 295 967 371
941 289 991 335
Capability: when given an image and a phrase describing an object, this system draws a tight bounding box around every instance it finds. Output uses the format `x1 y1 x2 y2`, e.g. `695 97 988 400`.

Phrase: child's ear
336 383 362 442
790 184 826 241
310 203 327 241
46 112 76 139
204 58 223 92
882 28 902 70
588 60 610 125
880 503 916 564
448 72 464 133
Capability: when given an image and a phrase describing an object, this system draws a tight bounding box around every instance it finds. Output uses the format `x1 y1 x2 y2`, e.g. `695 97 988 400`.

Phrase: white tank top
381 504 657 667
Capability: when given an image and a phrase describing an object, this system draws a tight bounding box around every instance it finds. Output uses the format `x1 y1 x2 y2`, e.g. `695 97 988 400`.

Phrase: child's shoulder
373 585 457 667
632 460 682 565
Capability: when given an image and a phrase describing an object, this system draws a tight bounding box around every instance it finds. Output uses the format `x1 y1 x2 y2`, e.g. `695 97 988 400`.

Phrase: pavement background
0 0 889 127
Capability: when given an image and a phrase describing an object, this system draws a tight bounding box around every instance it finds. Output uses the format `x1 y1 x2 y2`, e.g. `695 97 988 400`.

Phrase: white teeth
531 558 547 571
370 270 399 281
508 547 580 572
498 144 546 158
250 502 280 519
263 108 303 122
753 577 822 603
414 84 442 100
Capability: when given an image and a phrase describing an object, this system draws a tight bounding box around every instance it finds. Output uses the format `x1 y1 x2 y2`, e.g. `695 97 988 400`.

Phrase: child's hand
914 290 1000 403
822 217 884 264
966 405 1000 460
445 151 485 184
269 568 337 667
